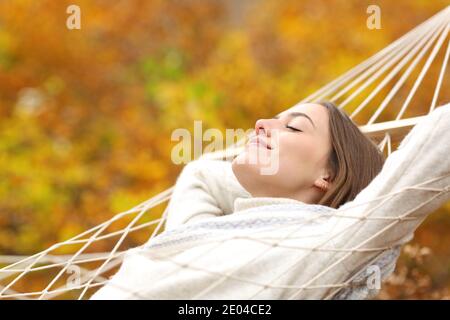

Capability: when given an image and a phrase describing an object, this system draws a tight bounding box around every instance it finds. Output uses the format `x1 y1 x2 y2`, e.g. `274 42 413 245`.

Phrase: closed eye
286 125 302 132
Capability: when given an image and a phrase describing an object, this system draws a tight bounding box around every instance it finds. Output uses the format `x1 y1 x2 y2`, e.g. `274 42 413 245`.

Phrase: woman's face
232 103 333 203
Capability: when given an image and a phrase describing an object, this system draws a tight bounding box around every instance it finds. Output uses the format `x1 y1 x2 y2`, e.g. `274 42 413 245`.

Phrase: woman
165 101 385 231
89 102 450 300
93 101 407 300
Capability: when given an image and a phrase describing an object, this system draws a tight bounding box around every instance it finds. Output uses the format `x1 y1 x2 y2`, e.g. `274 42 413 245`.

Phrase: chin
232 153 274 185
232 154 258 180
233 152 261 174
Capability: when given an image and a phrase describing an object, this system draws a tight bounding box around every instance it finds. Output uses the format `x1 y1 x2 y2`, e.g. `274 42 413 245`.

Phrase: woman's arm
164 158 251 231
330 104 450 271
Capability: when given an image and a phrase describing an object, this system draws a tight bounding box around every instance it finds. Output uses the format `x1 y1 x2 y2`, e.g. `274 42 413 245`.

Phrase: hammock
0 6 449 300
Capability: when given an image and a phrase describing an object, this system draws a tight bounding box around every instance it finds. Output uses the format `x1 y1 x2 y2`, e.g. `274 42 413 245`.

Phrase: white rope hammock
0 6 449 300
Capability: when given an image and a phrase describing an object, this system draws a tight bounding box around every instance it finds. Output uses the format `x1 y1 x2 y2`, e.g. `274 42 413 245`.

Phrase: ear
314 170 332 191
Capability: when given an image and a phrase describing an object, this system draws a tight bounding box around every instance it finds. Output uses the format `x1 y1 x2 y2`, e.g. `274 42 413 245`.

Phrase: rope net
0 6 449 300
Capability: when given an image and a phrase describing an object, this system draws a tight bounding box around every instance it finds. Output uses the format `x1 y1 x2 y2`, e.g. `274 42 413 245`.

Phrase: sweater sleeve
330 103 450 276
164 158 251 231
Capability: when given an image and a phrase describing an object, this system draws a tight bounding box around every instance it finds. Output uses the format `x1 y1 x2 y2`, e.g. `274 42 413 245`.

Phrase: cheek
280 135 315 163
278 136 317 178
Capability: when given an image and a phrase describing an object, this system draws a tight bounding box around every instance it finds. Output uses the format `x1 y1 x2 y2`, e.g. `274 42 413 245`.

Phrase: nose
255 118 277 137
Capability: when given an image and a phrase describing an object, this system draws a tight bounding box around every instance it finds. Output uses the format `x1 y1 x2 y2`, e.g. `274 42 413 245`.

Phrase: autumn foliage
0 0 449 299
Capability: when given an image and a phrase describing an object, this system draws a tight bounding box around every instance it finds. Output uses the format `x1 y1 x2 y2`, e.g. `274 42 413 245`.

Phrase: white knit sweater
92 157 400 299
91 102 450 300
163 158 400 300
164 158 311 231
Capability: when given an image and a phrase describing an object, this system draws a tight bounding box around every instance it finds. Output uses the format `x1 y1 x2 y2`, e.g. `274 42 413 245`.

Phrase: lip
247 136 272 150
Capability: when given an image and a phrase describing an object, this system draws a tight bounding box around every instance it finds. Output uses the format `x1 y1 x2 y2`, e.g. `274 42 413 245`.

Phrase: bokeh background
0 0 449 299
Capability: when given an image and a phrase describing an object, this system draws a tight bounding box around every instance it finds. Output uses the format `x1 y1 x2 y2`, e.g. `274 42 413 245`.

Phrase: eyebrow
274 112 316 129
